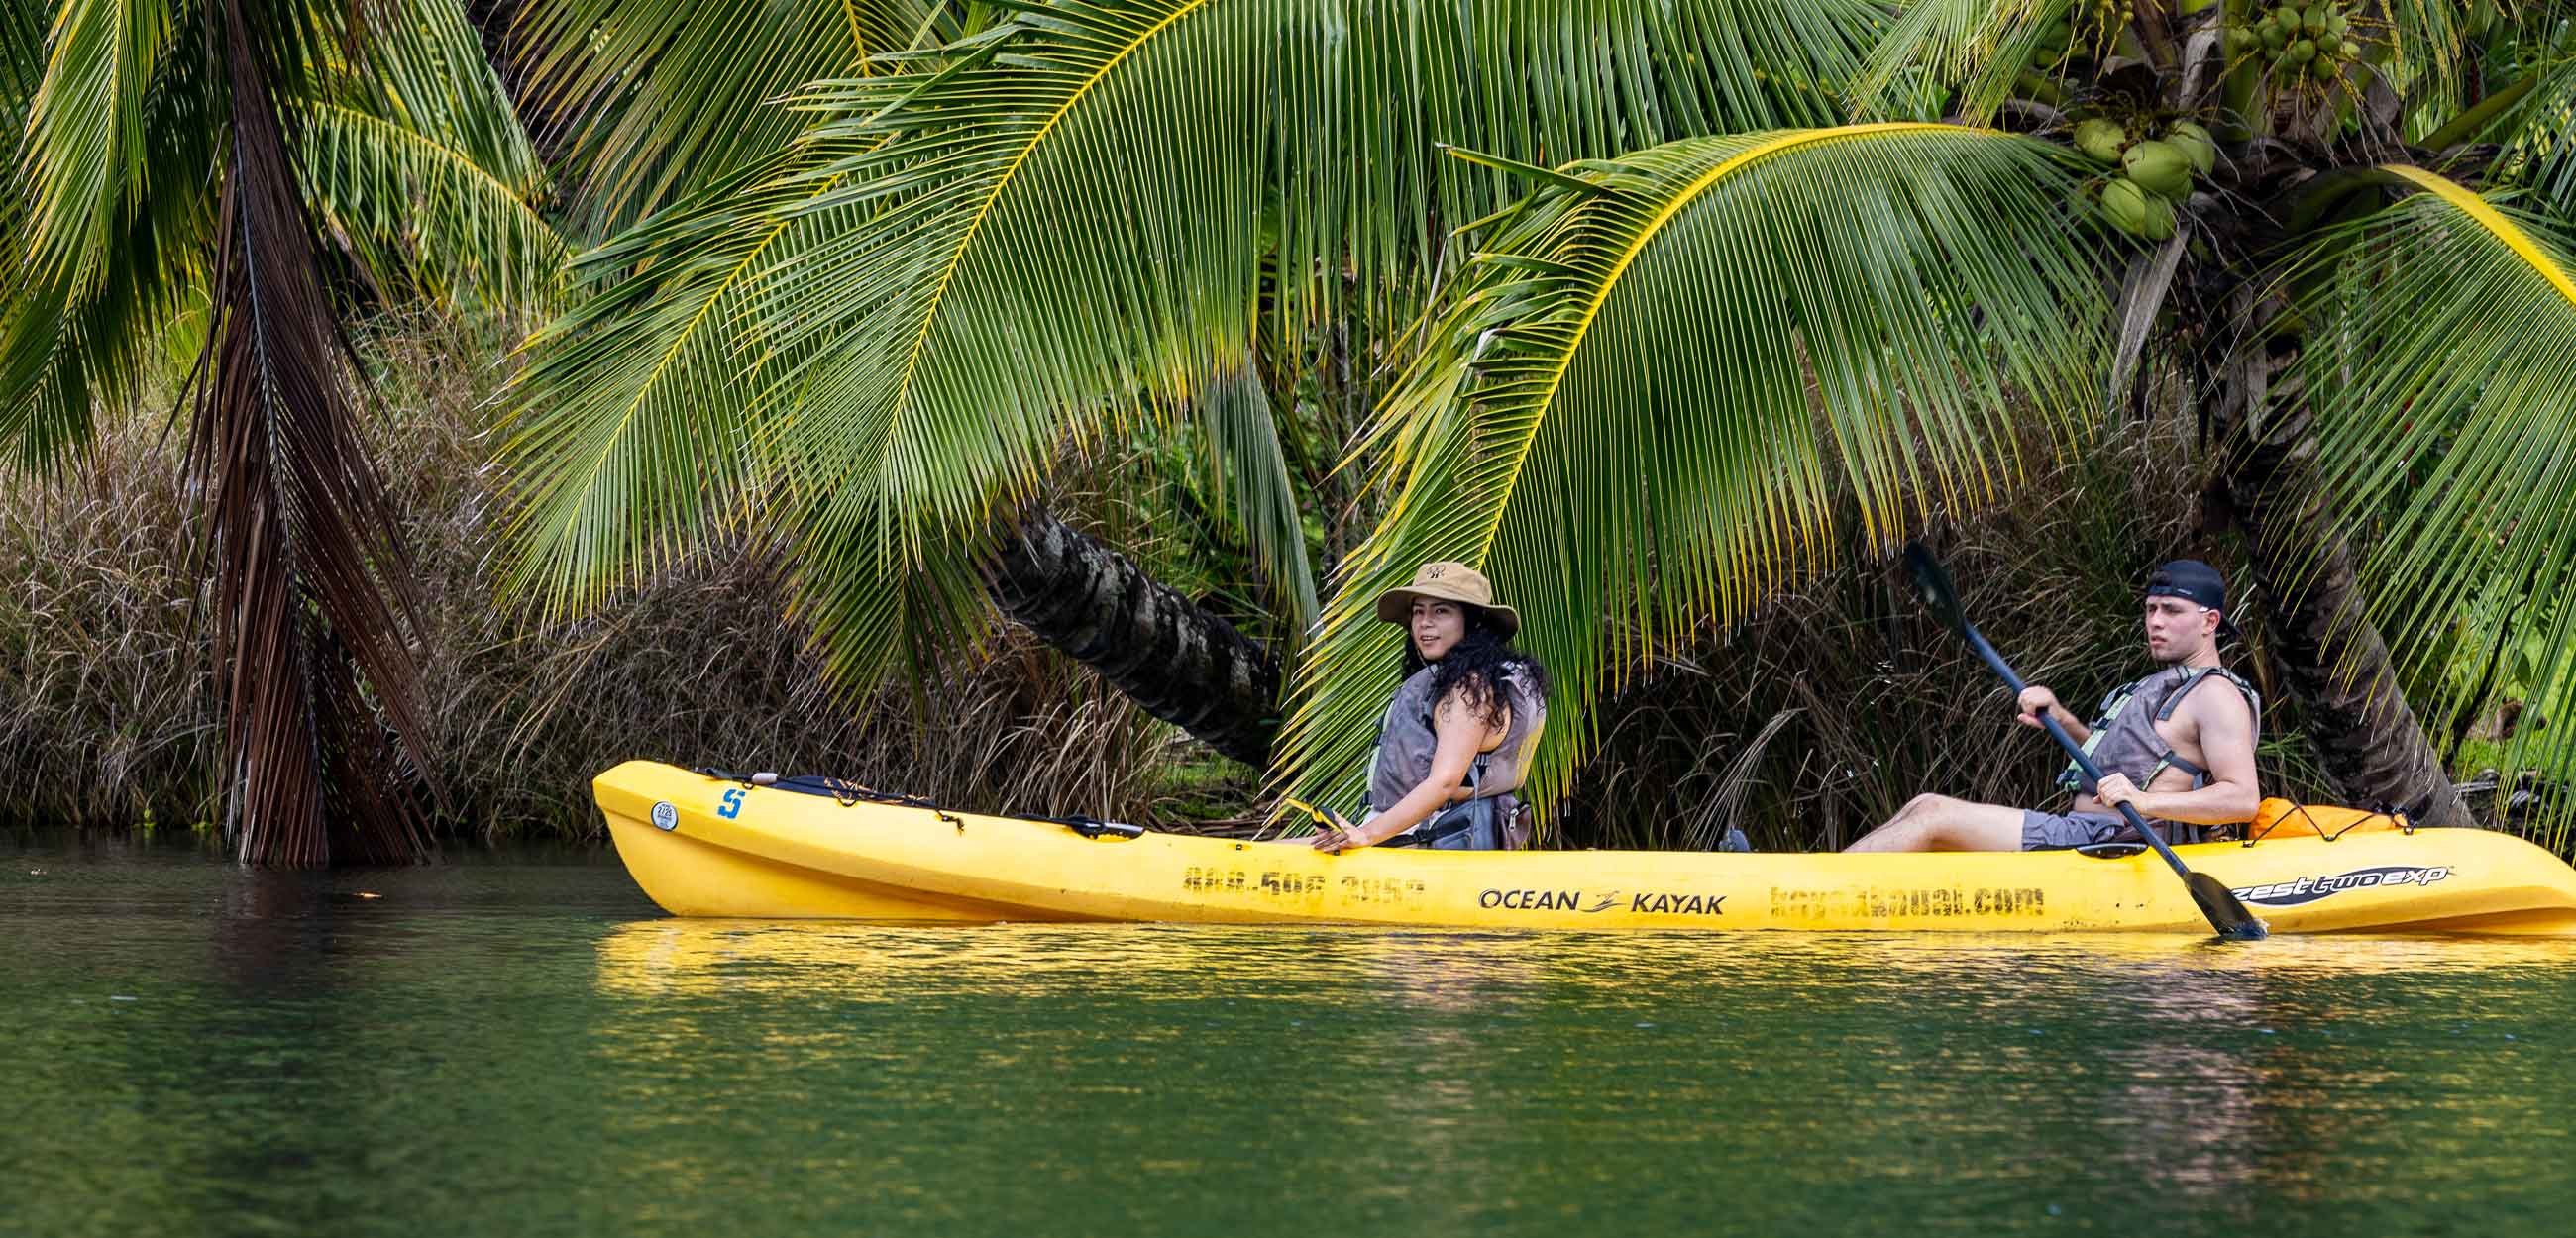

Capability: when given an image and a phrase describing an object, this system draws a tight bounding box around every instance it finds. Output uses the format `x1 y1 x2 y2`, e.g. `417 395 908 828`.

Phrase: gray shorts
2020 811 2209 851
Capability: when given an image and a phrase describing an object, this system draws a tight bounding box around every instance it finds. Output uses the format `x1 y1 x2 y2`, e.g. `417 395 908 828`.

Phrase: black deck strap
1055 815 1145 840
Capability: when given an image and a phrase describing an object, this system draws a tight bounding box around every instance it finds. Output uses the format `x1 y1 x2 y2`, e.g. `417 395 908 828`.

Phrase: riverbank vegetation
4 2 2573 860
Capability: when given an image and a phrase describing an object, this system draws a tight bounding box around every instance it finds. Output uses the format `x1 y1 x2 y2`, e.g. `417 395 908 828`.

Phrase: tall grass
0 315 1234 840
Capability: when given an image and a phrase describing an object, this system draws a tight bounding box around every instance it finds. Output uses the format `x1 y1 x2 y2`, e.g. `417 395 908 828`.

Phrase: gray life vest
1366 663 1546 817
2056 665 2262 797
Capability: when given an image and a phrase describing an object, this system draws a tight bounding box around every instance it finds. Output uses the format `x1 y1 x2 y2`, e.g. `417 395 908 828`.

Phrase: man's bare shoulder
2178 671 2256 732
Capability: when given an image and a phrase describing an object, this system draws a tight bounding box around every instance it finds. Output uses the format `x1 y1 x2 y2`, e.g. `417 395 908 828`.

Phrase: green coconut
2301 5 2330 36
2339 38 2363 60
2167 122 2218 175
2285 37 2316 64
2100 176 2150 234
2075 118 2129 164
2101 177 2176 242
2122 139 2195 200
2273 5 2303 31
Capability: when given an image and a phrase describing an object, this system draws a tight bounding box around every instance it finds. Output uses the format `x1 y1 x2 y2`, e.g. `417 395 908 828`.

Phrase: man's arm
2120 685 2260 825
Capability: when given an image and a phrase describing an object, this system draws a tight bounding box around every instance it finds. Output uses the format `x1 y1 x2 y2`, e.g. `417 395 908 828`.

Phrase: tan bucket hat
1371 561 1520 637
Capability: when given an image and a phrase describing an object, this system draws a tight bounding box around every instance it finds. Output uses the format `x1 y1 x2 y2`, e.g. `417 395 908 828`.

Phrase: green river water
6 830 2575 1238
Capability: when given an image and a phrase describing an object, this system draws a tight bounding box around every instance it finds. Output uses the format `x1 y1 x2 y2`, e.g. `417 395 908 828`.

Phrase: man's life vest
2056 665 2262 797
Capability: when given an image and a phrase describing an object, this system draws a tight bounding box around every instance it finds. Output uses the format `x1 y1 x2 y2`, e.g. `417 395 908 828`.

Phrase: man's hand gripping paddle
1902 543 2267 941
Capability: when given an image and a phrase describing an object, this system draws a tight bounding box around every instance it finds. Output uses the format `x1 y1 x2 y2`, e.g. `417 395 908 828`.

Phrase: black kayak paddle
1901 542 2267 942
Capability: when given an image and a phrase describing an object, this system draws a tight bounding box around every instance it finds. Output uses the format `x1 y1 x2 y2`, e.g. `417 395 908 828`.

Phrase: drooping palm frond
510 0 937 234
1272 124 2111 819
497 145 866 608
1193 361 1316 634
197 0 438 865
2293 165 2576 843
293 99 568 307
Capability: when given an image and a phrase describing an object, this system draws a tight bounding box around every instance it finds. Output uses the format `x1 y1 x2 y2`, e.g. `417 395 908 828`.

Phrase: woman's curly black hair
1401 607 1550 729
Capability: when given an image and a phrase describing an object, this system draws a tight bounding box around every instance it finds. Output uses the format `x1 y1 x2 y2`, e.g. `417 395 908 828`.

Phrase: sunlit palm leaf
358 0 547 195
1274 124 2110 818
511 0 935 233
497 146 868 608
589 0 1886 690
1 0 220 468
2295 165 2576 843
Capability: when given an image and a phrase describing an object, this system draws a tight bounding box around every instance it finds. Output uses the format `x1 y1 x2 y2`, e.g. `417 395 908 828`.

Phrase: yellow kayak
594 761 2576 936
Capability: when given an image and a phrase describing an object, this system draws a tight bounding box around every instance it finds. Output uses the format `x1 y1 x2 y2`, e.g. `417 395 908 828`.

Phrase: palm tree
506 1 2576 841
1 0 562 863
499 0 1881 760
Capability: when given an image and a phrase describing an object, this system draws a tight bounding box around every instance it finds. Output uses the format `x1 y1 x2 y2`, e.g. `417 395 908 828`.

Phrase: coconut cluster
2223 4 2364 81
2076 118 2215 241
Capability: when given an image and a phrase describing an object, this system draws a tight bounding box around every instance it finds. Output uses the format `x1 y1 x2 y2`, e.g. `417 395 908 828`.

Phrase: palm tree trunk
981 507 1280 768
2213 288 2472 827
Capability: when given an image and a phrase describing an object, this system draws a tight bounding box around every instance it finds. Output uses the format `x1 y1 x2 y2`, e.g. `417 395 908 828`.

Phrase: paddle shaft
1953 620 2203 884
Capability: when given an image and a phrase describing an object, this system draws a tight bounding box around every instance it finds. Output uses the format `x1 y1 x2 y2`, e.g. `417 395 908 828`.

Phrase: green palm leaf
501 0 1887 690
511 0 936 233
2294 166 2576 841
497 146 869 609
1272 124 2110 819
1851 0 2074 124
292 99 568 309
1 0 219 469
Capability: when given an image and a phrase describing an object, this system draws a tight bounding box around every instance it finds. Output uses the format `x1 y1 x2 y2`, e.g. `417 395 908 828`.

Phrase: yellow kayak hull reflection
595 762 2576 935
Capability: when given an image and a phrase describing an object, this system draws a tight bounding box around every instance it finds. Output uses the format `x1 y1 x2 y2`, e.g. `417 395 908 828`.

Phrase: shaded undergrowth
1554 429 2336 853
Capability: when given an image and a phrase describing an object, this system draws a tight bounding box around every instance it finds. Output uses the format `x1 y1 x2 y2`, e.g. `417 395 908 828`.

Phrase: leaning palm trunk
2214 305 2470 826
982 507 1280 768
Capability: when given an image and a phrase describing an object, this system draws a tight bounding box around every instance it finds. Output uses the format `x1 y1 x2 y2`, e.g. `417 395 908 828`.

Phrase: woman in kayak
1311 562 1549 852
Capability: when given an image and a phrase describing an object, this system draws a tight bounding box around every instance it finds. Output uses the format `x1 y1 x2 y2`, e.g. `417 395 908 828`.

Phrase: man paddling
1848 560 2261 853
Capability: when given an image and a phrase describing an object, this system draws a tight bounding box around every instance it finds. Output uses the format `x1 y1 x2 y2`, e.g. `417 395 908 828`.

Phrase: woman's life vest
1366 663 1546 817
2056 664 2262 799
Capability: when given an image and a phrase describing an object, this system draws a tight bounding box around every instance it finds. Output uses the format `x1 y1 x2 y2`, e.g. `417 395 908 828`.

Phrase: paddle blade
2187 873 2270 941
1901 542 1969 636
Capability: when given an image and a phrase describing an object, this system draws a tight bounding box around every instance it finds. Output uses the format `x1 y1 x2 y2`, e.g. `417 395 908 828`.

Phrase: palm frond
2293 165 2576 843
1195 361 1316 634
511 0 936 233
503 1 1892 698
293 99 568 309
496 145 865 610
356 0 547 196
1 0 220 470
199 0 438 865
1272 124 2110 818
1850 0 2073 124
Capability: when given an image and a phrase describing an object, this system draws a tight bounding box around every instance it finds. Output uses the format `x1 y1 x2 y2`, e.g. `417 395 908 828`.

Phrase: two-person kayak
594 762 2576 935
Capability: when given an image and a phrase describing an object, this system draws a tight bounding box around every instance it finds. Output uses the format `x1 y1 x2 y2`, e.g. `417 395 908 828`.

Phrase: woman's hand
1310 810 1368 852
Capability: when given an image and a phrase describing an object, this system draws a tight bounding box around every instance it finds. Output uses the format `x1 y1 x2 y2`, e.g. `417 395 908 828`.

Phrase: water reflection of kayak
595 762 2576 936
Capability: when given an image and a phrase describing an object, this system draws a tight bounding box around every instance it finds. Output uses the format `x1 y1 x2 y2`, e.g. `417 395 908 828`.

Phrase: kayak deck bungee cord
594 761 2576 935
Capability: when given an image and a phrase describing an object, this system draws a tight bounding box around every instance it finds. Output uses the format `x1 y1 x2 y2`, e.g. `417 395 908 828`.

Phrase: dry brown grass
1 314 1236 839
